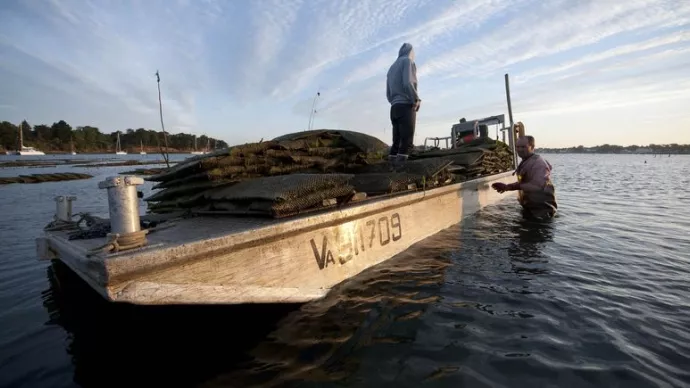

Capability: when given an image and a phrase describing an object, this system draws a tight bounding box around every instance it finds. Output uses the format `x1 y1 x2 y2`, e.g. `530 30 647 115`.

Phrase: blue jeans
389 103 416 156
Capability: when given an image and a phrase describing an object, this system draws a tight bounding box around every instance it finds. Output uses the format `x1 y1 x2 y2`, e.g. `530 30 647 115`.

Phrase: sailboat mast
155 70 171 168
17 122 23 150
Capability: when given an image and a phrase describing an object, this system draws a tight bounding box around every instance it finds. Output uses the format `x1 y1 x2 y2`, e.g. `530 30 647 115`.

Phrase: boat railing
423 136 452 150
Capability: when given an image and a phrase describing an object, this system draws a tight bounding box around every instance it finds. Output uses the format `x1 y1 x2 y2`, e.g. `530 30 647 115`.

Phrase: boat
13 146 46 156
8 122 45 155
35 75 522 306
139 140 147 155
70 137 77 155
115 131 127 155
189 135 207 155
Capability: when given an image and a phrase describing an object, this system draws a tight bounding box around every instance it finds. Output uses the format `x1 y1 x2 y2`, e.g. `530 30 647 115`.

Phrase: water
0 154 689 387
0 153 187 163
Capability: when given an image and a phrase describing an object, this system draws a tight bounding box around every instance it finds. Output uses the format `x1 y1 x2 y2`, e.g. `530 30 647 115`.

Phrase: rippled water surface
1 154 689 388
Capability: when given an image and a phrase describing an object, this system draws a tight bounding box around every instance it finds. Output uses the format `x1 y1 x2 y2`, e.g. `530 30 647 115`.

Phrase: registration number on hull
309 213 403 270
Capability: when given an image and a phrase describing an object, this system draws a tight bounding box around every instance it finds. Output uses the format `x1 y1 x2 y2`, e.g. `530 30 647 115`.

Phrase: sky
0 0 689 148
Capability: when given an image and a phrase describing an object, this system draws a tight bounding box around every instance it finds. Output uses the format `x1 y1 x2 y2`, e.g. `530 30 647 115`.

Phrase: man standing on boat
386 42 421 166
492 135 557 219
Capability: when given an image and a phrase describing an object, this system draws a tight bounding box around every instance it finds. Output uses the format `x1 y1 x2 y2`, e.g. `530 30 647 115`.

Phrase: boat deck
37 171 515 305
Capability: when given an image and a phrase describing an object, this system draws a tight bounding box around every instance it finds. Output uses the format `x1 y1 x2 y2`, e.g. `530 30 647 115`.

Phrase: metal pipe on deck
515 122 525 137
504 73 518 168
54 195 76 222
98 176 144 234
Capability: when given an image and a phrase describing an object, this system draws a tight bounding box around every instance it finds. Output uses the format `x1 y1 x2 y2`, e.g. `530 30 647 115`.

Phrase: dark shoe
391 154 408 172
387 154 397 172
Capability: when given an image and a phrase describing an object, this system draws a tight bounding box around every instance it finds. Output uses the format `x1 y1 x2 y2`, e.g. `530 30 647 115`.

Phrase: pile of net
409 137 514 181
0 172 93 185
349 157 455 195
187 174 356 217
142 131 513 218
144 130 390 217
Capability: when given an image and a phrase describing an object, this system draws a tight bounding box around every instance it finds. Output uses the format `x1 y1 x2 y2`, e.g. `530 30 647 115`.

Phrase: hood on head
398 43 414 60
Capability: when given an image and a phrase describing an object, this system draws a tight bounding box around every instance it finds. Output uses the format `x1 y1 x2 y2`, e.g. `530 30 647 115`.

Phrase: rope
44 212 93 232
44 218 80 232
41 209 183 256
86 229 149 257
81 218 181 256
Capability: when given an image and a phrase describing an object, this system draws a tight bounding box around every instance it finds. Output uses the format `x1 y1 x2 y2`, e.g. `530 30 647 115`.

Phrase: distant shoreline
539 151 688 155
537 144 689 155
1 150 214 155
1 119 229 155
46 150 209 155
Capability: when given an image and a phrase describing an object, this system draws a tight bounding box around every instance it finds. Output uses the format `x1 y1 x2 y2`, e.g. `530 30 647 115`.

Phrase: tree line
0 119 229 153
539 144 690 154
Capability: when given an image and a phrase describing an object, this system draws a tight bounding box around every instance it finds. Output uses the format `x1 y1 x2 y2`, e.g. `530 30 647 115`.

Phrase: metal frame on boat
35 74 521 305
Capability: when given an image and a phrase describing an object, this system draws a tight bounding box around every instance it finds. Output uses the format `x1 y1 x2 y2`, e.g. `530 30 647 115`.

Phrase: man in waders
386 42 421 167
492 135 557 219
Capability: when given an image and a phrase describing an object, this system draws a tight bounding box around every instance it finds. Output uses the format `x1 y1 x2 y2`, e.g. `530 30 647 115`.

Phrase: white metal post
54 195 77 222
98 176 144 234
504 73 517 169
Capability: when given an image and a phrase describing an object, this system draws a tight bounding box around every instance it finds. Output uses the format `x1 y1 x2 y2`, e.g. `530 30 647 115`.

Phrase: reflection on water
203 246 454 387
508 214 554 274
42 262 299 388
197 207 559 388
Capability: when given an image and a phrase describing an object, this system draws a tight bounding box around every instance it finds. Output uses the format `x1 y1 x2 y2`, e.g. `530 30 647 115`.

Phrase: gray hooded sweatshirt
386 43 420 106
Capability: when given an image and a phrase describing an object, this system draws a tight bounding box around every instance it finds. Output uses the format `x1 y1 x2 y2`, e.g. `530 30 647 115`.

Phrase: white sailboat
70 137 77 155
9 122 45 155
190 135 206 155
139 140 147 155
115 131 127 155
14 146 45 156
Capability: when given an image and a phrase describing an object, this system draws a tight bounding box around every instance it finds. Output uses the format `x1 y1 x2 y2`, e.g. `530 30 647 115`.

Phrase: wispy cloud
242 0 304 98
0 0 688 147
341 0 518 87
421 0 690 79
515 30 690 84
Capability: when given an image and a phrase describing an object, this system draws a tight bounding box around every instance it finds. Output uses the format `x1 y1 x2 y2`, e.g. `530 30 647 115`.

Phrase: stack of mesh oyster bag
143 129 472 218
409 137 515 181
144 130 385 217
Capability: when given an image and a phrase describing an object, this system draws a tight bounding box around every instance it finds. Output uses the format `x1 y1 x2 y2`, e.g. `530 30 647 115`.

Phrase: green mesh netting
410 138 514 179
195 174 355 217
272 129 389 154
200 173 353 202
349 173 420 194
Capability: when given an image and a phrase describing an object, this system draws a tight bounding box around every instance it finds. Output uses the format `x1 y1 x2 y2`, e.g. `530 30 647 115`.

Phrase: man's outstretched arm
494 161 549 193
